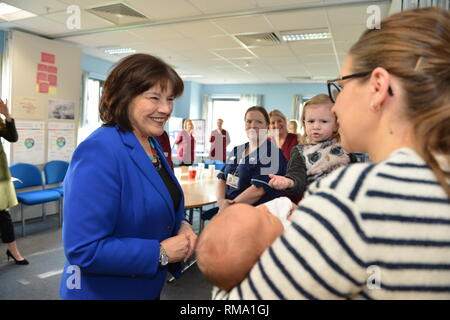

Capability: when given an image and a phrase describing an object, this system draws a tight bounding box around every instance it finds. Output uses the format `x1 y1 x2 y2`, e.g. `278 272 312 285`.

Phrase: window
210 98 247 151
78 77 104 145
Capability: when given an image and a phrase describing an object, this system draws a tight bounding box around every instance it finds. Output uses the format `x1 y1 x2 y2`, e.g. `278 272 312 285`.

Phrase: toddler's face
304 104 337 144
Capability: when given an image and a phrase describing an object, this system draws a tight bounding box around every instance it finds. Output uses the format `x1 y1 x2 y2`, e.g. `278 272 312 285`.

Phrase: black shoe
6 250 29 265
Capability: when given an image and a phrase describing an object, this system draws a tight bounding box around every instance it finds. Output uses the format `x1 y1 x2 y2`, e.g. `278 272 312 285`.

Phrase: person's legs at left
0 209 28 264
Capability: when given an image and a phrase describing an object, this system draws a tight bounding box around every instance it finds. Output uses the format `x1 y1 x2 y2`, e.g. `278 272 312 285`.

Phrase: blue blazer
60 126 184 300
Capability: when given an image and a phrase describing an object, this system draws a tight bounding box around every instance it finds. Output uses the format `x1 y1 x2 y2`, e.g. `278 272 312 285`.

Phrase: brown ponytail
349 7 450 198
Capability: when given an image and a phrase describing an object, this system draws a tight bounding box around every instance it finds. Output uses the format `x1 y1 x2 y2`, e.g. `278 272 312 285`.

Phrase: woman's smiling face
128 82 174 138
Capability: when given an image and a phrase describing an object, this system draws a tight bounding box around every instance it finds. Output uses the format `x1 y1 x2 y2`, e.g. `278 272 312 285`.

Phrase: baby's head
300 94 338 144
196 203 283 291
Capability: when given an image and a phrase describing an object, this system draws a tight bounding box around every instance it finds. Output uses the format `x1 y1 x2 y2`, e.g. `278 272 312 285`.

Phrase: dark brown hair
349 7 450 198
99 53 184 131
245 106 270 125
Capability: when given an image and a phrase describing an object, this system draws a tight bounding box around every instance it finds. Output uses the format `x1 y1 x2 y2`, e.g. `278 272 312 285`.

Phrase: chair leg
199 214 205 233
42 203 46 221
21 205 26 237
189 208 193 224
58 198 63 228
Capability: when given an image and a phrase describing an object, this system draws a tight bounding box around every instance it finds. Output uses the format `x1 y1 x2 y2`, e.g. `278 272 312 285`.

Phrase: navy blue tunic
218 140 286 206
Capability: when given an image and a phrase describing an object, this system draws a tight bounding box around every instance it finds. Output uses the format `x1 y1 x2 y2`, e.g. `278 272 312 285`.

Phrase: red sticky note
47 66 57 74
48 74 57 86
41 52 55 64
39 82 49 93
38 64 48 72
37 72 47 83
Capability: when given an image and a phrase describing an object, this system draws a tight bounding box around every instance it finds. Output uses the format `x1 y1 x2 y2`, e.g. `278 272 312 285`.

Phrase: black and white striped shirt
213 148 450 300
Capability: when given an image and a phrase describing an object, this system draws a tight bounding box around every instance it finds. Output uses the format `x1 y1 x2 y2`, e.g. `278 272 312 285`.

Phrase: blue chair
214 162 225 171
44 161 69 227
9 163 61 236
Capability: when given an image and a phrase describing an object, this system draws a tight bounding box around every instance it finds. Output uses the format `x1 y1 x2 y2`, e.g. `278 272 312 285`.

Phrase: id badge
226 173 239 189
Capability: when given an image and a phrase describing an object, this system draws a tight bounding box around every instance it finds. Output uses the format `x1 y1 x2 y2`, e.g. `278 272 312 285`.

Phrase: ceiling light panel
281 29 331 42
2 0 66 15
0 2 36 21
104 47 136 55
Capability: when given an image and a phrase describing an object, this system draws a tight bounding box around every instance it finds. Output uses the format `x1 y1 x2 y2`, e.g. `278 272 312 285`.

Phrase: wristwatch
159 245 169 266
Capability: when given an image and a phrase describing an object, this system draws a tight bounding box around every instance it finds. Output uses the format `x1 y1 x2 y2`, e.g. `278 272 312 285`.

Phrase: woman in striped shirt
209 7 450 300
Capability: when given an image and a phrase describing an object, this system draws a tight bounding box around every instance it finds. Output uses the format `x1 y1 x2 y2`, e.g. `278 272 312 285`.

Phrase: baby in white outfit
196 197 297 290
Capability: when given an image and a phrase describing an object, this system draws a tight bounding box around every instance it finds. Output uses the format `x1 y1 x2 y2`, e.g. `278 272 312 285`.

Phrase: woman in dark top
209 118 230 162
60 54 196 300
0 99 29 265
212 106 287 215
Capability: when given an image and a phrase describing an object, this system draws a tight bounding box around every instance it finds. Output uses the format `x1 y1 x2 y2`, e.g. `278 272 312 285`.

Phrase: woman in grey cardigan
0 99 28 265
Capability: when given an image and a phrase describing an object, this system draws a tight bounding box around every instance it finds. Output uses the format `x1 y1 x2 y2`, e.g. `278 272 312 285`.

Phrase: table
167 166 219 283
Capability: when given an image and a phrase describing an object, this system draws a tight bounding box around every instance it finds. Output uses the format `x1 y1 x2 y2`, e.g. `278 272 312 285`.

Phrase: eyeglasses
327 71 394 103
327 71 371 103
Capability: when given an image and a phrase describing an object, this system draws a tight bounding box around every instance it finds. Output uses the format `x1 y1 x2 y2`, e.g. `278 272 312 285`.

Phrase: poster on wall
13 120 45 165
48 99 75 120
47 122 75 162
13 96 45 119
192 119 205 153
36 52 58 95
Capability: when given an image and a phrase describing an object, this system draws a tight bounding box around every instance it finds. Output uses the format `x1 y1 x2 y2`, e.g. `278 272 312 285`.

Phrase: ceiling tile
327 3 391 27
300 54 337 64
212 15 275 35
125 0 202 20
288 39 334 55
330 24 366 42
305 62 339 77
213 48 255 59
58 0 127 10
255 0 320 8
334 40 355 55
267 9 328 31
188 0 257 14
171 21 226 38
250 45 295 58
12 16 66 35
64 30 143 48
129 26 185 41
44 10 115 32
194 36 242 50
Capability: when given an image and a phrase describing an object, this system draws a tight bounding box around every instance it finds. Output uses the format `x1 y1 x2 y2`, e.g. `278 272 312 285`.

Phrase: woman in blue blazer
60 54 197 300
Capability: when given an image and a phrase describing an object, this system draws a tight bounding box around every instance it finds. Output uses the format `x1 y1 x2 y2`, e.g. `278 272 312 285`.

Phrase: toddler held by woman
269 94 354 198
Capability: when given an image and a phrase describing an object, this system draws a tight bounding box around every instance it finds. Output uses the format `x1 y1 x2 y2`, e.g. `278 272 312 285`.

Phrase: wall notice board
7 30 82 165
